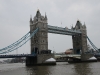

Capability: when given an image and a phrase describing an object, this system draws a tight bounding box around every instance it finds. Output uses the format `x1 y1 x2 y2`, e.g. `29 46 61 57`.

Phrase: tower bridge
0 10 99 66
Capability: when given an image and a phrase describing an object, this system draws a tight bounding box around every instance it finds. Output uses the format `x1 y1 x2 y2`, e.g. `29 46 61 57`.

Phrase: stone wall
81 54 94 61
37 54 54 64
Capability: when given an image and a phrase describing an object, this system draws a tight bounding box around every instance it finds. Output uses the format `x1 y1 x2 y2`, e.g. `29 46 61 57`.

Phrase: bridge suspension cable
0 31 30 51
0 28 39 54
87 36 99 52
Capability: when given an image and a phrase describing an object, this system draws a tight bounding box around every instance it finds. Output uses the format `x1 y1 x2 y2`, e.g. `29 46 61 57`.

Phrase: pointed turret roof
75 20 82 29
83 22 86 28
45 12 47 20
71 24 74 29
30 15 32 22
36 9 41 17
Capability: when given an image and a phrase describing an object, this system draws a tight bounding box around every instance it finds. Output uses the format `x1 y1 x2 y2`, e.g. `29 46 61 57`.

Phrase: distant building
65 49 73 54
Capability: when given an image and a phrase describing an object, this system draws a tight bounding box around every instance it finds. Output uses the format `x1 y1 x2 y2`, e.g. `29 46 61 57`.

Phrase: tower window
43 40 44 42
35 40 36 43
42 32 44 35
43 24 46 28
35 40 38 43
41 40 44 43
42 32 45 36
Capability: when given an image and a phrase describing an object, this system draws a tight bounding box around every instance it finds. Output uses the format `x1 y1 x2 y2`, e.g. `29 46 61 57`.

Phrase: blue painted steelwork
0 54 36 58
94 53 100 57
0 31 30 51
87 36 99 52
48 30 74 35
0 28 39 54
48 25 81 35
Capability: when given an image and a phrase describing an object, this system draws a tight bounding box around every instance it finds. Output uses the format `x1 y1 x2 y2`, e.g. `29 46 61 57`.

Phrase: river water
0 62 100 75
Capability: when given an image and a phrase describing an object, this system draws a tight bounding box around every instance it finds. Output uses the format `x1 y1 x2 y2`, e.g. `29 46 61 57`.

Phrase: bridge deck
0 54 36 58
55 54 81 59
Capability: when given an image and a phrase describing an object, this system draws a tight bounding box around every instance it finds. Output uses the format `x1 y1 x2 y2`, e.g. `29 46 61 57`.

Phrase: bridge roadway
94 53 100 57
55 53 100 59
55 53 100 60
0 53 99 59
0 54 36 58
55 54 81 59
0 53 81 59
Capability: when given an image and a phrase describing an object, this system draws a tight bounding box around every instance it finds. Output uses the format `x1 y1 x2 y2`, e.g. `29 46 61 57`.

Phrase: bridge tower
26 10 55 66
72 20 93 61
30 10 48 54
72 20 87 54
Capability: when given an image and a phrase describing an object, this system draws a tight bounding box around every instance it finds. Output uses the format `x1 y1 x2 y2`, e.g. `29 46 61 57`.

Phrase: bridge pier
81 54 94 61
26 56 37 66
26 54 56 66
67 54 96 63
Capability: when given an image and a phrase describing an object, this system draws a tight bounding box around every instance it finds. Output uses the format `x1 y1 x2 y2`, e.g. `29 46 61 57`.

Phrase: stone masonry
72 20 93 61
26 10 55 66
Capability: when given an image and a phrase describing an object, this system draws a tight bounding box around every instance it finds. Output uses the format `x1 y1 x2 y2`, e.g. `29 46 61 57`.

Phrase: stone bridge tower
72 20 87 54
26 10 55 66
30 10 48 54
72 20 93 61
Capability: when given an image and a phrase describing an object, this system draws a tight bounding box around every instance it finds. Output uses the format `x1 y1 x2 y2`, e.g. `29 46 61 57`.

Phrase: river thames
0 62 100 75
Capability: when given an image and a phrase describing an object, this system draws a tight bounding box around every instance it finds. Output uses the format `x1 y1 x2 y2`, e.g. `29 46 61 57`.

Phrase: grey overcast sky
0 0 100 54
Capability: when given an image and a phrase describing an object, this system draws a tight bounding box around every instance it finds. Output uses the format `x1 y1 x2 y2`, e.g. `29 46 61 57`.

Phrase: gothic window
42 32 44 36
43 24 46 28
37 40 38 43
76 42 80 46
35 40 38 43
41 18 42 21
41 46 45 50
35 40 36 43
41 46 44 50
43 46 45 50
32 26 33 30
41 39 45 43
43 40 44 42
43 46 44 50
36 18 38 21
42 32 45 36
41 46 42 50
